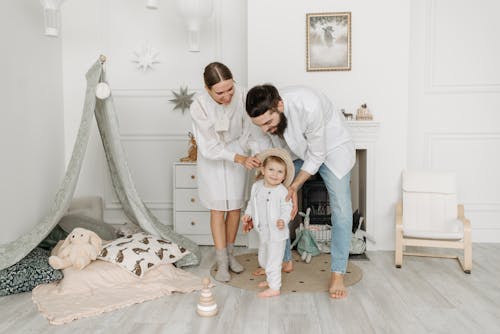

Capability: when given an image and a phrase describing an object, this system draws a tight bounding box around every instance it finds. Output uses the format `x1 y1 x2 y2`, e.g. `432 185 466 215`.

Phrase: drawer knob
191 221 196 226
190 175 196 179
190 198 195 203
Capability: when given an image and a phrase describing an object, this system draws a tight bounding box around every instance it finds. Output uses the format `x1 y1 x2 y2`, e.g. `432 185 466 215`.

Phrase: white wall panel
113 95 196 135
59 0 500 244
427 0 500 92
104 137 187 208
248 0 410 250
409 0 500 241
63 0 248 226
106 0 219 90
425 133 500 203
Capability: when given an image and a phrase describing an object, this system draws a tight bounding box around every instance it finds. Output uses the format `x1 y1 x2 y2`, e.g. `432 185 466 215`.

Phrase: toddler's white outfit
245 180 292 290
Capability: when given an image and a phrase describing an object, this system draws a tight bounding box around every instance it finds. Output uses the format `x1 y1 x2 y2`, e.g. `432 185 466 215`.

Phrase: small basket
306 224 332 242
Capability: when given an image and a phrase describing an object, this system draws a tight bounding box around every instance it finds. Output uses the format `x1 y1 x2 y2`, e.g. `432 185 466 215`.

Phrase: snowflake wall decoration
132 44 160 72
169 87 195 114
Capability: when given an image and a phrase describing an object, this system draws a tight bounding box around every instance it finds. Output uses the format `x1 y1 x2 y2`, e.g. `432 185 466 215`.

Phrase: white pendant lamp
40 0 66 37
145 0 159 10
176 0 214 52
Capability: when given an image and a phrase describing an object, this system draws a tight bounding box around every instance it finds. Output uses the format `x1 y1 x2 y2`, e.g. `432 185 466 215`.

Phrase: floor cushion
0 247 63 296
97 232 190 277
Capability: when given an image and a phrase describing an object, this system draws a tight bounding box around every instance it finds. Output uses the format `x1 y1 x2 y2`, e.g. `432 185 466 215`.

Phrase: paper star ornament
132 44 160 72
169 87 195 114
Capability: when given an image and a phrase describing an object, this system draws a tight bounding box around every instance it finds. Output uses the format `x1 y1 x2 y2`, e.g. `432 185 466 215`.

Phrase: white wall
248 0 410 250
62 0 247 225
0 2 64 243
408 0 500 241
58 0 499 248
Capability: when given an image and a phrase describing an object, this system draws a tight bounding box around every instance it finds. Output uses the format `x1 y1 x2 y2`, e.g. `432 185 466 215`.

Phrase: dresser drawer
175 189 207 211
175 164 198 188
175 212 211 234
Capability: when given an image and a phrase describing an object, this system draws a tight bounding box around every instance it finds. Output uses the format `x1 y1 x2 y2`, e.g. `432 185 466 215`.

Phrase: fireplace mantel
347 120 380 250
346 120 380 147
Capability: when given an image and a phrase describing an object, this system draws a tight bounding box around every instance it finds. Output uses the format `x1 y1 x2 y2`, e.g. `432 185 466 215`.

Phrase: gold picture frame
306 12 351 71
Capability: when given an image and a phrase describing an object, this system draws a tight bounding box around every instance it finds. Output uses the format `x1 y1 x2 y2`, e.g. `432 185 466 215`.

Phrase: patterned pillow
97 232 190 278
0 247 63 296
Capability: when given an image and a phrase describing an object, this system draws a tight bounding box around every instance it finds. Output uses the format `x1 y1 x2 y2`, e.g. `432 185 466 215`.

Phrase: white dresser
173 162 247 246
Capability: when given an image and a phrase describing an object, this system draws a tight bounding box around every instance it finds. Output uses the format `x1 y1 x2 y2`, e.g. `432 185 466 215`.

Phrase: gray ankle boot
227 243 244 273
215 248 231 282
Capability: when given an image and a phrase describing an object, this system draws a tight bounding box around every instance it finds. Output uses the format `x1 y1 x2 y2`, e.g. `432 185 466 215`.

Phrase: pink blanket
32 260 204 325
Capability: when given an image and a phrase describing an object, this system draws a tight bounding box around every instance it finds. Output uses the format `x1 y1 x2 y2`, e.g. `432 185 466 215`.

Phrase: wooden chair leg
395 229 403 268
461 227 472 274
458 207 472 274
395 202 403 268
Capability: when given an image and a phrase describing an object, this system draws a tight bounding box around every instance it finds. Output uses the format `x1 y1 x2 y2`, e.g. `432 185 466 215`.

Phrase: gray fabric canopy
0 57 200 270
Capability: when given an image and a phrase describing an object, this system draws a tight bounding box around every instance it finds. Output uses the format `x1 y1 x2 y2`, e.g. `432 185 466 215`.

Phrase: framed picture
306 12 351 71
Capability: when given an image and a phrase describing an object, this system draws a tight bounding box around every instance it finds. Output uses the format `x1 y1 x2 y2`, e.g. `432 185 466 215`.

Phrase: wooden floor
1 243 499 334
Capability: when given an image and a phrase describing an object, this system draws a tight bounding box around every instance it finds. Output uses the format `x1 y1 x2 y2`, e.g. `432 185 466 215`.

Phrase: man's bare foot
329 272 348 299
257 281 268 288
252 267 265 276
257 288 280 298
282 260 293 273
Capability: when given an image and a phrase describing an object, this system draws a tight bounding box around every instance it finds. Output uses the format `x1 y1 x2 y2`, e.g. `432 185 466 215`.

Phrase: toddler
242 148 294 298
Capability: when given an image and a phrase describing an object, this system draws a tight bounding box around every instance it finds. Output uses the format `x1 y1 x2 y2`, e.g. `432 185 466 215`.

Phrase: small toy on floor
298 208 313 263
196 277 217 317
292 208 321 264
49 228 102 270
301 251 312 264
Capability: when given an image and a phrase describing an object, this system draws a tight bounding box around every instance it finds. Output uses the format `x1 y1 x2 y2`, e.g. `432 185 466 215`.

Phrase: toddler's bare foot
257 288 280 298
257 281 268 288
252 267 265 276
282 260 293 273
329 272 348 299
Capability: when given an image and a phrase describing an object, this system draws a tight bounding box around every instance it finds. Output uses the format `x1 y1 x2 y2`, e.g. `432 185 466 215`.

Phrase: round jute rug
210 252 362 294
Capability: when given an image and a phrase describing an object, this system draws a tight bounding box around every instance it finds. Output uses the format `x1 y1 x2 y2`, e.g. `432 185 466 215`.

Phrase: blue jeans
283 159 353 274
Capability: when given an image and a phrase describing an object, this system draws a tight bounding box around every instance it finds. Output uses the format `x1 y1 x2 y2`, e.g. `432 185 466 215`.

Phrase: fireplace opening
291 149 368 257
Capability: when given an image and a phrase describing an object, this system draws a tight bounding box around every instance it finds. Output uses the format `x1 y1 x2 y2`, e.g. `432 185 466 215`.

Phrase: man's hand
241 214 254 232
276 219 285 230
286 186 298 219
286 170 311 219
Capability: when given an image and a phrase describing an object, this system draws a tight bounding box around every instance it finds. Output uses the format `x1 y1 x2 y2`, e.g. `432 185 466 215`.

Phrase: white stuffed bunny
297 208 314 263
49 227 102 270
298 208 311 228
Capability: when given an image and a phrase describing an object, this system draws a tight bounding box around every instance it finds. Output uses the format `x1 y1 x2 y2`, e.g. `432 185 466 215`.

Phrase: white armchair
395 170 472 273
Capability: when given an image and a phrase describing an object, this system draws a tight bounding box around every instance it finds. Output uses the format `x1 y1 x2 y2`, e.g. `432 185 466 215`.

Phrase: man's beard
272 112 288 137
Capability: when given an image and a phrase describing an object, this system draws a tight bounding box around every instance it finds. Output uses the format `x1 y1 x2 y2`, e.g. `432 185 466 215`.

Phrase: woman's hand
235 154 261 170
243 156 261 169
241 214 254 232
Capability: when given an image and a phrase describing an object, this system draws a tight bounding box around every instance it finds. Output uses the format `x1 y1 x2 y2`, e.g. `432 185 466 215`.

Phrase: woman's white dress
190 85 252 211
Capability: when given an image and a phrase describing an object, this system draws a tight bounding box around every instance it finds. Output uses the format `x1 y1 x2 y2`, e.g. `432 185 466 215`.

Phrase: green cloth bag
291 228 321 257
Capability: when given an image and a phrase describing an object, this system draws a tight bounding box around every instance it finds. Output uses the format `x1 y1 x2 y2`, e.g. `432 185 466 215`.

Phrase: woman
190 62 260 282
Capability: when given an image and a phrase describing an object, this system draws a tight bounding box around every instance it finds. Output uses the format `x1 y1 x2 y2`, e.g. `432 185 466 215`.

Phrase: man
246 84 355 299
